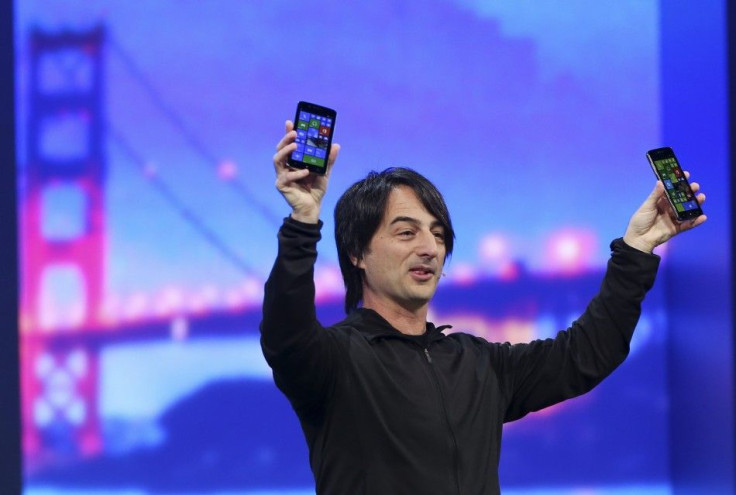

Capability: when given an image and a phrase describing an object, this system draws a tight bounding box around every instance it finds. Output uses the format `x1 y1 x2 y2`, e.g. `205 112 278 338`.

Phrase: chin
408 290 437 305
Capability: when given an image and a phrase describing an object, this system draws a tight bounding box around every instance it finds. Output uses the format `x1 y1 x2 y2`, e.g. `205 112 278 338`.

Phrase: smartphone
646 146 703 221
287 101 337 175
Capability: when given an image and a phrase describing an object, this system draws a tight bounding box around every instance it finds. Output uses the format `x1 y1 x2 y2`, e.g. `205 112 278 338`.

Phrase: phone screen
288 101 336 174
646 147 702 221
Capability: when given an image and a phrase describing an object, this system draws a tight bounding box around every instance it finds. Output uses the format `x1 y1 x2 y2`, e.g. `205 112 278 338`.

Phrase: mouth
409 265 436 281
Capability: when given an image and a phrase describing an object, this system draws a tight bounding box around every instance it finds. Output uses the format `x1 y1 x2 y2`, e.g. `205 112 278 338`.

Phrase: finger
647 180 666 206
273 142 298 172
689 181 700 193
275 130 298 152
696 192 706 204
276 167 310 188
682 214 707 231
325 143 341 178
284 120 294 133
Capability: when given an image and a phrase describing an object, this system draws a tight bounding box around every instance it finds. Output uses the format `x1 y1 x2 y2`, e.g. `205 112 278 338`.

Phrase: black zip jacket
260 217 660 494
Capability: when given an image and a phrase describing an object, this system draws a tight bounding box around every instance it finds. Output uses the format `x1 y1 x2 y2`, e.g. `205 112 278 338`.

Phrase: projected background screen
16 1 669 493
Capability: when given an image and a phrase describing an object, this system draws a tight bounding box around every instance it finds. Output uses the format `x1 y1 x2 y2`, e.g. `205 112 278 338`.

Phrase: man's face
354 186 446 313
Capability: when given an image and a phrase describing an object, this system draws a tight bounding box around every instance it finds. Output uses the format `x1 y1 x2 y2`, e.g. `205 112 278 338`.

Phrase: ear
349 254 365 269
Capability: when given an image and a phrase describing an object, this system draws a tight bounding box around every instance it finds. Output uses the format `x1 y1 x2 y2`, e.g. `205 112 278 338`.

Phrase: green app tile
297 120 309 130
304 155 325 167
675 203 684 212
309 119 320 129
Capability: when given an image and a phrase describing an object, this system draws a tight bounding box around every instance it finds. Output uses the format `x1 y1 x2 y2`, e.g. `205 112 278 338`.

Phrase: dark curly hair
334 167 455 314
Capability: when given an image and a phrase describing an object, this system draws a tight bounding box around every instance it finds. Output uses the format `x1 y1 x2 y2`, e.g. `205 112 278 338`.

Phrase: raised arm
503 175 705 421
260 121 340 413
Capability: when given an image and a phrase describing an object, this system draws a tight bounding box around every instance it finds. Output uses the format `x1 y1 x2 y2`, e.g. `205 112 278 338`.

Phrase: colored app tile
296 143 305 153
675 203 684 212
314 148 326 159
297 129 307 140
299 111 310 121
305 145 316 155
663 179 673 189
309 119 320 129
291 151 303 161
307 127 319 138
304 155 325 167
297 120 309 131
319 126 331 137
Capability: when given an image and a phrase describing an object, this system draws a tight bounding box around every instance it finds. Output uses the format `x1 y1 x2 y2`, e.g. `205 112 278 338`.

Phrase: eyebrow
389 216 444 230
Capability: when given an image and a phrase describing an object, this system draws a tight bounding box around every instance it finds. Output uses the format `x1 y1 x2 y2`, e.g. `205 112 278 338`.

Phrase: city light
544 228 598 275
217 159 238 180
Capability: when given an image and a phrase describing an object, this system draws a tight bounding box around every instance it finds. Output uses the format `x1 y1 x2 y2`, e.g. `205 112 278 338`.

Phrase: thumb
643 181 665 209
324 143 340 179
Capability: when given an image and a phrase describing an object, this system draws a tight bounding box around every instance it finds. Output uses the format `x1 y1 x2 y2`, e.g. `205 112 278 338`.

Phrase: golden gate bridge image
20 25 286 468
19 25 665 492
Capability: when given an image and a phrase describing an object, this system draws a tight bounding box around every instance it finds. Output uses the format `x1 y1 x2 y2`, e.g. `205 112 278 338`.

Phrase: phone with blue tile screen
646 146 703 222
288 101 337 175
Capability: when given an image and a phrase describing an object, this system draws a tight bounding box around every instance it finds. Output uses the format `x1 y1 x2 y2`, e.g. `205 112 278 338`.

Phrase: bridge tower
19 26 106 464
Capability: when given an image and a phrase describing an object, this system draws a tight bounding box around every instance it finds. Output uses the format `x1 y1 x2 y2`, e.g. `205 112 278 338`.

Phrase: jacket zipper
423 346 462 495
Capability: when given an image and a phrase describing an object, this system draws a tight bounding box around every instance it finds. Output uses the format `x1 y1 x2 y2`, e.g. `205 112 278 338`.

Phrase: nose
415 229 440 259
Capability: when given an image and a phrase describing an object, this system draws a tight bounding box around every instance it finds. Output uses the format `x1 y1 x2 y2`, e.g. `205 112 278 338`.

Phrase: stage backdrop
13 1 726 494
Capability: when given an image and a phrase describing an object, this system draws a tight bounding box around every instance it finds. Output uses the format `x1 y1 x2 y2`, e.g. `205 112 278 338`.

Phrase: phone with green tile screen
288 101 337 175
646 147 703 222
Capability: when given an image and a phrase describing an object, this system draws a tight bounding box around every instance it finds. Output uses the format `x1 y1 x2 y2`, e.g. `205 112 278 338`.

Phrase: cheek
364 248 405 279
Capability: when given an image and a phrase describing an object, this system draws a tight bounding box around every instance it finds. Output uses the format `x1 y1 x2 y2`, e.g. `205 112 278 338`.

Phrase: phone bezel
287 101 337 175
646 146 703 222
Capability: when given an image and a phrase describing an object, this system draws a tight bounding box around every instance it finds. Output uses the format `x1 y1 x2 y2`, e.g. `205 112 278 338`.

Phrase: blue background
14 1 732 494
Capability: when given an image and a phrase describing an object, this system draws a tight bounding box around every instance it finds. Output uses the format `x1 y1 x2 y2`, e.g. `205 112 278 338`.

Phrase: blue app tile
296 143 305 153
291 151 303 161
297 129 307 140
299 111 310 121
315 148 326 159
305 146 316 155
308 127 319 138
663 179 673 189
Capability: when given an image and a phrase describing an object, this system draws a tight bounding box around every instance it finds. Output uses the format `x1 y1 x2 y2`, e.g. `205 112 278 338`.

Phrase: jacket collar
343 308 451 343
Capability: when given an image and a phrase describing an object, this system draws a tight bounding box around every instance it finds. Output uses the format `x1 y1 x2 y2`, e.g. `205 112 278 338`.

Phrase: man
260 120 706 494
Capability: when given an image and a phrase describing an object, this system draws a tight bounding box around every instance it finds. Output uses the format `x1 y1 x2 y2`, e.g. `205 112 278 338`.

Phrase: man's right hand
273 120 340 224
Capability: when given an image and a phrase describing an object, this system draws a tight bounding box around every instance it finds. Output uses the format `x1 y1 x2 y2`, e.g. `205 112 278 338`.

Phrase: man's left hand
623 171 706 253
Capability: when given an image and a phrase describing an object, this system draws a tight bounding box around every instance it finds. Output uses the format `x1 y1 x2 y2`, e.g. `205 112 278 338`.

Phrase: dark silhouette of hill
32 378 313 491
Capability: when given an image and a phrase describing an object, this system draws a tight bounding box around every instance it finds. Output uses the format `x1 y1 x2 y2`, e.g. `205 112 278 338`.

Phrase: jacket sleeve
502 238 660 422
260 217 338 415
